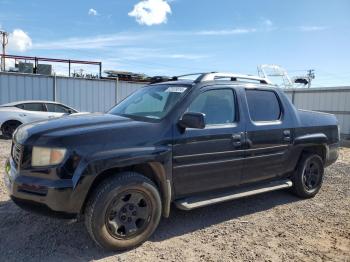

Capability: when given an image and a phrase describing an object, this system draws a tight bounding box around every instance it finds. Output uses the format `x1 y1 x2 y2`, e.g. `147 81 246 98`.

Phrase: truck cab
4 72 339 251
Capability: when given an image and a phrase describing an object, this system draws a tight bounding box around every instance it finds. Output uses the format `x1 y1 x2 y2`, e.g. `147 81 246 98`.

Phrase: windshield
109 85 189 120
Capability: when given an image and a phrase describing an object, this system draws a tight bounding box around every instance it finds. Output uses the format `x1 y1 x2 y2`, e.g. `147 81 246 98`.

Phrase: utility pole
307 69 315 88
0 30 9 71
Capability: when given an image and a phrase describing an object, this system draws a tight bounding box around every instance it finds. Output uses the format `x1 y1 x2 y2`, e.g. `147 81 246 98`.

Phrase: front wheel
291 153 324 198
85 172 162 251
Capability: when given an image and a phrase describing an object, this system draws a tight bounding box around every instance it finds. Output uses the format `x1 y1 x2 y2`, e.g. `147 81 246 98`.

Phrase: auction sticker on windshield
165 86 187 93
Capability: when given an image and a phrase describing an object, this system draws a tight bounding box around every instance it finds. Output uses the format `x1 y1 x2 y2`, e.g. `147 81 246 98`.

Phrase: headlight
32 147 67 167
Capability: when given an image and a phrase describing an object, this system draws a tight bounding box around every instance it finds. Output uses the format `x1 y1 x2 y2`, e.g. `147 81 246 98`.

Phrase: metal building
0 72 145 112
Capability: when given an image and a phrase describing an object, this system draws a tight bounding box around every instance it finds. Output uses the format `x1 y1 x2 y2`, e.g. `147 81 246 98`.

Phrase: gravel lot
0 139 349 262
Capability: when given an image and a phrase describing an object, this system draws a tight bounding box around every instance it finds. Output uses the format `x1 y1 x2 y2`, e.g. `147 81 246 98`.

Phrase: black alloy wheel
105 190 152 239
85 172 162 251
302 158 322 191
291 153 324 198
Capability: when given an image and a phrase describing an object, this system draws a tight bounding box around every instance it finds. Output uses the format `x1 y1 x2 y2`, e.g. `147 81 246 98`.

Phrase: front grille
11 142 23 168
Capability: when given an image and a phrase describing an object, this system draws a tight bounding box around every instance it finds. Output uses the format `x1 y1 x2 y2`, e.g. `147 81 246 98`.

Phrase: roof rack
150 72 272 85
150 73 207 84
172 72 208 80
194 72 272 84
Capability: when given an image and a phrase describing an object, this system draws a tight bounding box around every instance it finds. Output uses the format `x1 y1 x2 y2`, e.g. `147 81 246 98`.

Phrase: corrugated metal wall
284 87 350 136
0 72 145 112
0 72 53 104
56 77 117 112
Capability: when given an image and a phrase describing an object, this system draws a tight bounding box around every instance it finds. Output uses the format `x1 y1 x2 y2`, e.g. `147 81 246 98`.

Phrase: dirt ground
0 139 349 262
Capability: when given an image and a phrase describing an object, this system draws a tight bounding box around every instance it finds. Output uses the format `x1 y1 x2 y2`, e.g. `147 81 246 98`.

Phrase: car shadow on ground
150 190 301 242
0 190 302 261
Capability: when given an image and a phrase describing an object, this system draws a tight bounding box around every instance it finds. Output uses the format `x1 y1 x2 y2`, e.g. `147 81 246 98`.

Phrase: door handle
283 130 291 136
232 132 244 147
283 130 291 142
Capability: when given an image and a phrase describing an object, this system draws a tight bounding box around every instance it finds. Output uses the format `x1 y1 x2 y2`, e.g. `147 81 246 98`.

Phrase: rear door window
23 103 46 112
246 89 281 122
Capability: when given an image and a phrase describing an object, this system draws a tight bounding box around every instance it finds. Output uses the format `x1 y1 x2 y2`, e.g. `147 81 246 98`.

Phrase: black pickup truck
4 73 339 250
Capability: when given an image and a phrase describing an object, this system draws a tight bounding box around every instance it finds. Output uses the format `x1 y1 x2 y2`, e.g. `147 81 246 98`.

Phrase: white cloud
196 28 256 36
120 48 208 60
263 19 273 27
32 27 259 52
260 18 276 32
8 29 32 52
32 32 207 63
299 26 328 32
88 8 98 16
4 58 15 70
32 34 142 50
167 54 207 59
128 0 171 26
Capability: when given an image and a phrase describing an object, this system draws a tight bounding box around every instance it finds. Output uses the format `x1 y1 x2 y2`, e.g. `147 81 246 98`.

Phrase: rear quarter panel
286 108 339 170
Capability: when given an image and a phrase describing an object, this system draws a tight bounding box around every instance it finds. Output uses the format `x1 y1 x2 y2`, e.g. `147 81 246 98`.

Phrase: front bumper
4 157 78 217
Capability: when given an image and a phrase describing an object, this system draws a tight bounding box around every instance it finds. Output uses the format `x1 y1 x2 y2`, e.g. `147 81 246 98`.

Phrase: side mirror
178 112 206 129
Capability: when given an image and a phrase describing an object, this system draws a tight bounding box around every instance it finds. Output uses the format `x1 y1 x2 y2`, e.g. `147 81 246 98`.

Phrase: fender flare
293 133 329 161
74 146 173 217
293 133 328 146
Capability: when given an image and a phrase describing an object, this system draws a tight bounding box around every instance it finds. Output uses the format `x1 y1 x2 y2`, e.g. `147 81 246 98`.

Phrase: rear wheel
85 172 162 251
1 120 22 139
291 153 324 198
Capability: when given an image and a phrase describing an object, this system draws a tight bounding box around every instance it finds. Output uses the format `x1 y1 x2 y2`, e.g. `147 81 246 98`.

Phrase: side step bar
175 179 293 210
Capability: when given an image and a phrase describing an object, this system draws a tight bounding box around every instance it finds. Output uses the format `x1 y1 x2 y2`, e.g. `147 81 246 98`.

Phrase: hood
14 113 147 145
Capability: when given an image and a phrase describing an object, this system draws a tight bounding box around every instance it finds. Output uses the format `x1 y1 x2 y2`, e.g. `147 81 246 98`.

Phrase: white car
0 100 78 139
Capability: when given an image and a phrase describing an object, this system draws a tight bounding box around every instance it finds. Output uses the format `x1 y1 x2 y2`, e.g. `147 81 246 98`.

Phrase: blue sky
0 0 350 86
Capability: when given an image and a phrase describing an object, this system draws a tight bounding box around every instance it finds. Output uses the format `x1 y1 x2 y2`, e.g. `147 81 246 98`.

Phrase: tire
85 172 162 251
291 153 324 198
1 120 22 139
